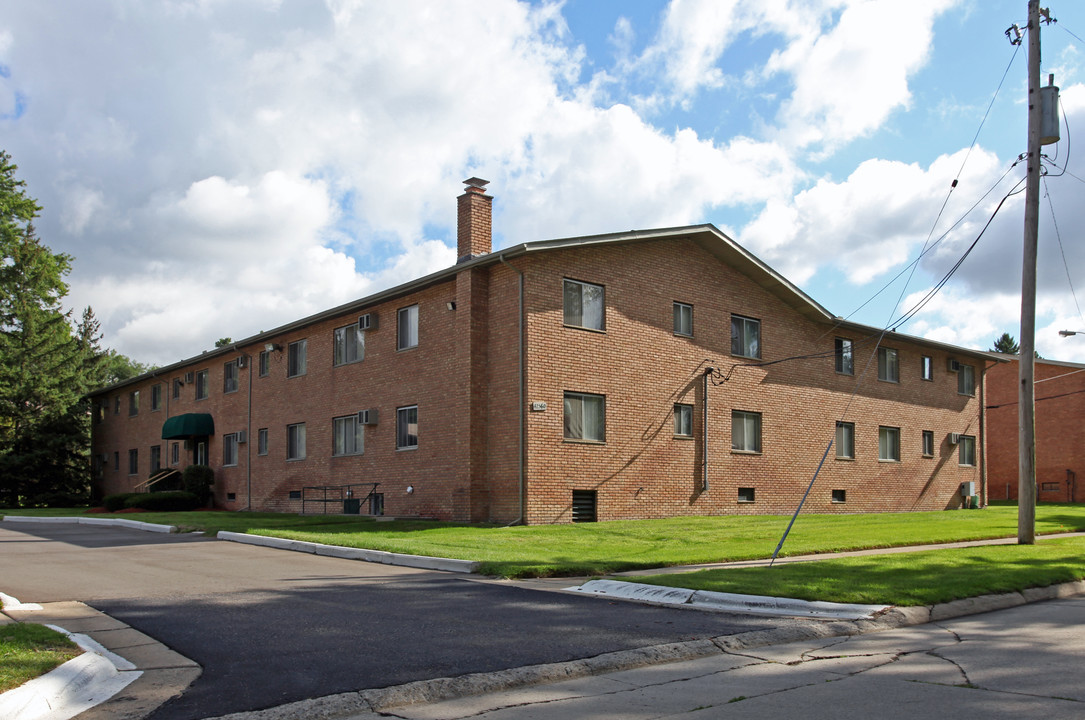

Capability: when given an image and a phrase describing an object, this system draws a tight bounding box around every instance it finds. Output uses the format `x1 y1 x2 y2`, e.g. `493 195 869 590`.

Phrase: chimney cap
463 177 490 190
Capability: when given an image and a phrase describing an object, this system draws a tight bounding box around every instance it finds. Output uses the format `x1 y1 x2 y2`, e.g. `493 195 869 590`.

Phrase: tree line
0 151 147 507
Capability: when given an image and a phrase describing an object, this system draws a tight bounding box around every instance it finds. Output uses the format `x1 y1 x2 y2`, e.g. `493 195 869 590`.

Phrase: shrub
181 465 214 506
124 491 200 512
103 492 142 512
27 490 90 508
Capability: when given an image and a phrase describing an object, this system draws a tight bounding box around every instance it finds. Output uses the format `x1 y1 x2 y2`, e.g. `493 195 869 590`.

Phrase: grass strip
626 536 1085 606
0 624 81 693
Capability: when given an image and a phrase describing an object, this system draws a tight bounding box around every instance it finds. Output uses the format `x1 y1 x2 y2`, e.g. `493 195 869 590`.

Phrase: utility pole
1018 0 1042 544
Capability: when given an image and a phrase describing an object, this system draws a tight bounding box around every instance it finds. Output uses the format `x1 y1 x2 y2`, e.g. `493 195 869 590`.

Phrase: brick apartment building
89 179 991 524
985 354 1085 503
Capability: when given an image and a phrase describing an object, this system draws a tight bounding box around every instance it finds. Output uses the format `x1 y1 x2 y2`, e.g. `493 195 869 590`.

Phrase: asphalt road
0 522 791 720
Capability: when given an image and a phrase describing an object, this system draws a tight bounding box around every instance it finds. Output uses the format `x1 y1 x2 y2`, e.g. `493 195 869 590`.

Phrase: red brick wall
985 357 1085 502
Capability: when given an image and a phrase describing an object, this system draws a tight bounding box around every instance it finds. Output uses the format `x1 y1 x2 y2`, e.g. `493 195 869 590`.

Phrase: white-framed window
334 323 365 366
922 430 935 457
921 356 933 381
114 397 120 414
731 410 762 453
731 315 761 359
258 350 269 377
171 442 179 466
129 390 139 416
836 421 855 459
878 347 899 383
195 369 209 400
396 405 418 449
333 415 364 456
257 428 268 456
287 340 307 377
150 445 161 473
673 302 693 337
397 305 419 350
128 448 138 475
563 392 605 442
958 364 975 396
563 279 605 331
287 423 306 460
958 435 976 466
674 404 693 437
172 378 182 399
835 338 853 375
223 433 238 467
151 384 163 411
878 426 901 462
224 360 239 394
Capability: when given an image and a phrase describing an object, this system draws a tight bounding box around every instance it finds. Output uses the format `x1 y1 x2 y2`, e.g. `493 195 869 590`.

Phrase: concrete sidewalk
212 592 1085 720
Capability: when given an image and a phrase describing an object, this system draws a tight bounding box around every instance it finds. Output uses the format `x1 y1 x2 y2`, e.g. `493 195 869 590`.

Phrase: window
563 392 605 443
333 415 364 456
673 404 693 437
259 350 269 377
257 428 268 456
731 410 762 453
396 405 419 449
921 356 933 381
369 493 384 516
958 435 976 466
287 340 307 377
287 423 306 460
128 391 139 416
835 421 855 459
223 433 238 466
114 397 120 414
563 279 605 331
172 378 182 399
835 338 854 375
223 360 239 393
877 347 899 383
958 364 975 396
334 323 365 366
171 442 179 466
832 489 847 503
922 430 935 457
571 490 597 522
151 385 162 411
397 305 419 350
128 449 138 475
150 445 161 473
288 490 302 500
738 487 756 503
673 302 693 337
113 451 120 472
195 370 209 400
731 315 761 359
97 401 106 423
878 426 901 461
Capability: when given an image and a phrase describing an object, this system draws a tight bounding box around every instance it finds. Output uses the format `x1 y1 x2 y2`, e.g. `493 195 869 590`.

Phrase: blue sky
2 0 1085 364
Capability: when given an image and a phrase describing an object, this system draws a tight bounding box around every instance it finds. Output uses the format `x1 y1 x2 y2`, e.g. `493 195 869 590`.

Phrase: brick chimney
457 177 492 263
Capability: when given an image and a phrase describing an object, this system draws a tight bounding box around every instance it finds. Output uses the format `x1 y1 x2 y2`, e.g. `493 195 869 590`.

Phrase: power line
1042 174 1085 329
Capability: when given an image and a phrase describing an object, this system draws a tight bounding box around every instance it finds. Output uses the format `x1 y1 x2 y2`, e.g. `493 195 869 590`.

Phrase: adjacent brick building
89 180 992 523
985 354 1085 503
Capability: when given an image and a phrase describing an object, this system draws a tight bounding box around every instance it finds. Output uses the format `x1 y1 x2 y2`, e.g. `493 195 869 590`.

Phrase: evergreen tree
991 332 1020 354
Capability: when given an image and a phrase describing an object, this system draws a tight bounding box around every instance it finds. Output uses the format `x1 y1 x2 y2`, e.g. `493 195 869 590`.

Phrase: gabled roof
89 223 993 395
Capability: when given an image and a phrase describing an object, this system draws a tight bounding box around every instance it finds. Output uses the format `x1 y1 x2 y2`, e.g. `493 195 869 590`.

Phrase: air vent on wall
359 312 378 331
357 408 379 425
947 359 961 372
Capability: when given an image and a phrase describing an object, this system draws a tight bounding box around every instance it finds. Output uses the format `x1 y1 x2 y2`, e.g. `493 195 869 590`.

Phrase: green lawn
4 503 1085 580
0 623 81 693
627 536 1085 606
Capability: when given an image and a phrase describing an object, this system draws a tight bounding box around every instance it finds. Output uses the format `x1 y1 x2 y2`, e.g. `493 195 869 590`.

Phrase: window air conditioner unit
184 371 195 383
949 432 961 445
947 359 961 372
359 312 378 331
237 355 246 368
238 430 247 443
358 408 379 425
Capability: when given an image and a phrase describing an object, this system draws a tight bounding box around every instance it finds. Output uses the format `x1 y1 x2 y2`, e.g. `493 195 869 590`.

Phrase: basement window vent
226 493 236 501
571 490 597 523
831 489 846 503
1041 482 1060 492
288 490 302 500
738 487 756 503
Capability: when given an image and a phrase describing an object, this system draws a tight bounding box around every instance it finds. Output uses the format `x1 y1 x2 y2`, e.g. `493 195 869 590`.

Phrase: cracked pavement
272 594 1084 720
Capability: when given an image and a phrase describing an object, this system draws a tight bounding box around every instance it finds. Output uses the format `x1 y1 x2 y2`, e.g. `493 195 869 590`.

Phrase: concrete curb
1 516 176 534
202 579 1085 720
571 579 888 619
216 531 481 573
0 621 142 720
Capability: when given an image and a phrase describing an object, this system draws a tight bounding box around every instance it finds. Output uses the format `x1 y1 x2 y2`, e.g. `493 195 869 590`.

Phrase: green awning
161 413 215 439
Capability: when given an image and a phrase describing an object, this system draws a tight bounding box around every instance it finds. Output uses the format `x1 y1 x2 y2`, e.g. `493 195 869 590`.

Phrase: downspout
498 254 525 525
703 367 713 492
